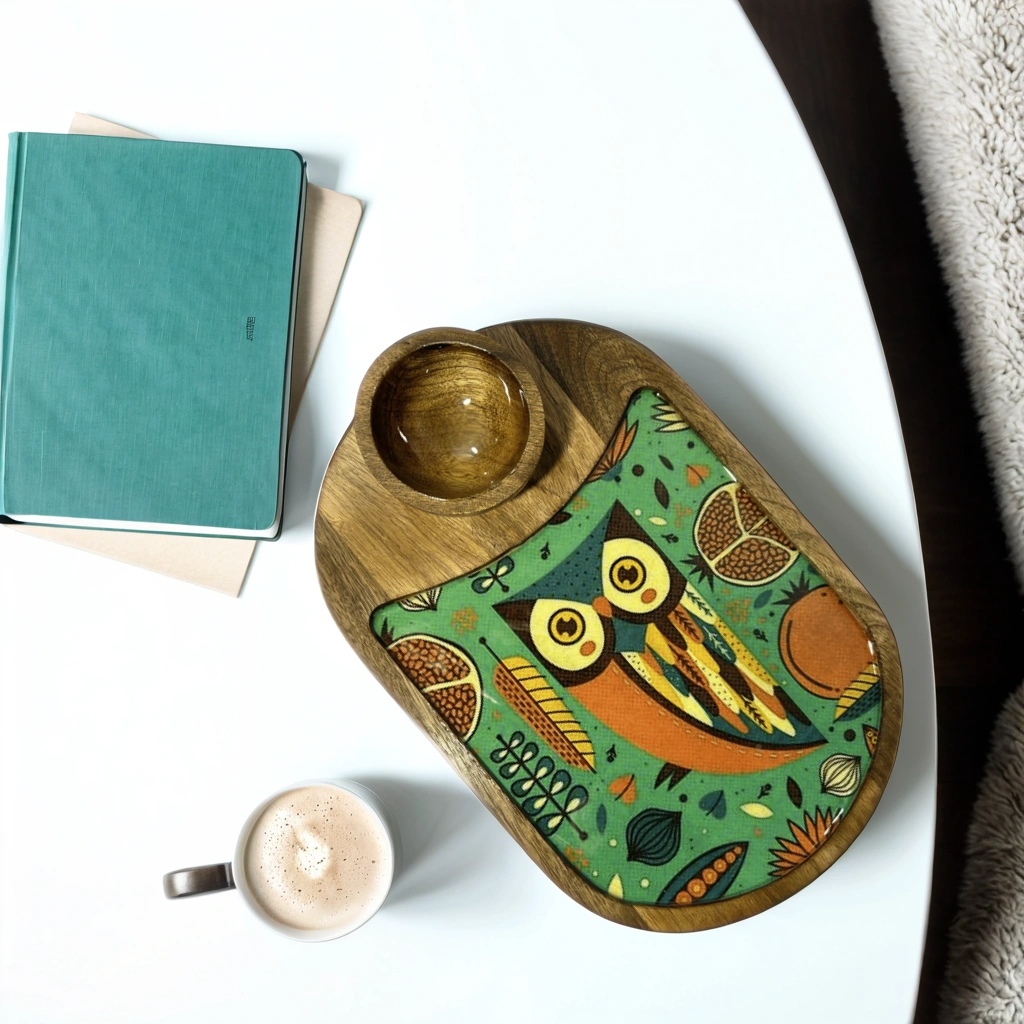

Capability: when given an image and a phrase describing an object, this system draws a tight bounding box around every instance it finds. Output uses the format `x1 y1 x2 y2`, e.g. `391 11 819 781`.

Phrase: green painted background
371 389 882 906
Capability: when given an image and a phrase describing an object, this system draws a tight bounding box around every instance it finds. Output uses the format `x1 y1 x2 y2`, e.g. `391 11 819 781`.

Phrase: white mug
163 780 400 941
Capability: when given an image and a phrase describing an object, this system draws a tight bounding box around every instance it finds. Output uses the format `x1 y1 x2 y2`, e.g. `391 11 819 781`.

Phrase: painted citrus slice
690 482 798 586
388 634 482 739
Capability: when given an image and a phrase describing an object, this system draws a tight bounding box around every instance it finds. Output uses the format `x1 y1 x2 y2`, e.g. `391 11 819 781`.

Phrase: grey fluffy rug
869 0 1024 1021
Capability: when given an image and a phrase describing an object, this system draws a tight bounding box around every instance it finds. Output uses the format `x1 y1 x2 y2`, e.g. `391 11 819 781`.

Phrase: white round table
0 3 936 1021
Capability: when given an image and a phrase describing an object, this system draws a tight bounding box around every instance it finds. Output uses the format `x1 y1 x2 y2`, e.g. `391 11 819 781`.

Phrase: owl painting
494 502 824 780
371 388 884 910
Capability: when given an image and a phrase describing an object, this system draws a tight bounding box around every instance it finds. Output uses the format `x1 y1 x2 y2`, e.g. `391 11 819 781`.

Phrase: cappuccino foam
243 784 391 933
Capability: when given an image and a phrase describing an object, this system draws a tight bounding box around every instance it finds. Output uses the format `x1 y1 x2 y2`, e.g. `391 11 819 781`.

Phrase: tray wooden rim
314 318 903 932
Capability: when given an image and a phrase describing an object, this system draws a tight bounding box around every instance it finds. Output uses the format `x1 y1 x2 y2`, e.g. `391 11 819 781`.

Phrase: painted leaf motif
787 776 803 809
513 756 556 799
754 590 773 608
739 803 773 818
625 808 682 866
535 813 564 836
496 737 539 779
686 464 710 487
490 731 526 763
596 804 608 834
657 842 748 905
609 774 638 804
701 623 735 663
654 479 670 508
548 769 572 797
699 790 727 819
491 655 596 771
834 670 882 721
659 455 674 471
585 418 638 482
536 785 589 837
564 786 588 813
549 511 572 525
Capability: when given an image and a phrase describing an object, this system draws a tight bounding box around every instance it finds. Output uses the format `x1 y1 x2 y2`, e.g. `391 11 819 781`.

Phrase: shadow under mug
163 779 401 941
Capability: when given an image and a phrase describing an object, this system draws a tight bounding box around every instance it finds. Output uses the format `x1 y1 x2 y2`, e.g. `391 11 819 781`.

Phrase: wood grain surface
315 318 903 931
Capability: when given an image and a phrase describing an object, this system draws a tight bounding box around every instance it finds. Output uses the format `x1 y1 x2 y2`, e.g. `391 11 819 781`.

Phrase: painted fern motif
490 732 589 839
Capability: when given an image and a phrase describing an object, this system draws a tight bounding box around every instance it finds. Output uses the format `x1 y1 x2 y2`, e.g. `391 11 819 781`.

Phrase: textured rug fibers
869 1 1024 1021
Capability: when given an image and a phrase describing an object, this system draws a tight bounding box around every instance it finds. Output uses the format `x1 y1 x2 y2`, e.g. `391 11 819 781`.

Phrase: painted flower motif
450 607 478 634
768 807 842 878
724 597 751 624
563 845 590 868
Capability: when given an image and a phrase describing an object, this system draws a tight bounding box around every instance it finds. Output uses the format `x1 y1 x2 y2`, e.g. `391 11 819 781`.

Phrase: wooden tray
314 319 901 931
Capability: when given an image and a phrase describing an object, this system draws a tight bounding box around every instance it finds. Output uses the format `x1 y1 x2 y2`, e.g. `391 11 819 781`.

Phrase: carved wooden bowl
354 327 545 516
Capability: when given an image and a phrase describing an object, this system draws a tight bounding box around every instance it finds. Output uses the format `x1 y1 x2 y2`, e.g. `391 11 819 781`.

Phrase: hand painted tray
314 319 901 931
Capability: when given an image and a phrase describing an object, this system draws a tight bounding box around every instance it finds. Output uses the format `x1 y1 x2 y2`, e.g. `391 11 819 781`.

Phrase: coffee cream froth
243 784 391 933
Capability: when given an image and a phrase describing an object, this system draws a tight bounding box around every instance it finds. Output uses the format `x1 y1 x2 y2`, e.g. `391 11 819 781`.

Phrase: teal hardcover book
0 132 305 538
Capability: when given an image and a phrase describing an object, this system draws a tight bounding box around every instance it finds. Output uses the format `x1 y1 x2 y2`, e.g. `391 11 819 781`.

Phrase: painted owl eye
547 607 586 645
602 536 672 614
529 599 605 673
608 555 646 593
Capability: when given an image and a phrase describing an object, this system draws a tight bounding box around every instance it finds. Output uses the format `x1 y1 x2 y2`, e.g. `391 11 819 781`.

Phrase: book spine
0 132 26 514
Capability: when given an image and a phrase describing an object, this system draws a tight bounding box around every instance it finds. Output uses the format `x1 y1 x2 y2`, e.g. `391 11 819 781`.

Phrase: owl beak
592 595 613 618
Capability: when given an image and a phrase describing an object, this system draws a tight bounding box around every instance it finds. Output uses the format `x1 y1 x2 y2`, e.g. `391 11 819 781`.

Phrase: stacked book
1 132 307 540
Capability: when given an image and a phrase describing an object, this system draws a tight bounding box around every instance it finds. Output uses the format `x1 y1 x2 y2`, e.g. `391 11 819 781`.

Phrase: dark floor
737 2 1024 1021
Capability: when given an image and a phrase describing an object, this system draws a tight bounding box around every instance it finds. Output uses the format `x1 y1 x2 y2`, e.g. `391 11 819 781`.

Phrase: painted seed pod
657 842 748 905
819 752 862 797
625 807 682 866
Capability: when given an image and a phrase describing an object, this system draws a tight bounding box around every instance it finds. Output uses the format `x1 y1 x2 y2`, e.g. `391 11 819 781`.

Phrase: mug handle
163 863 235 899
